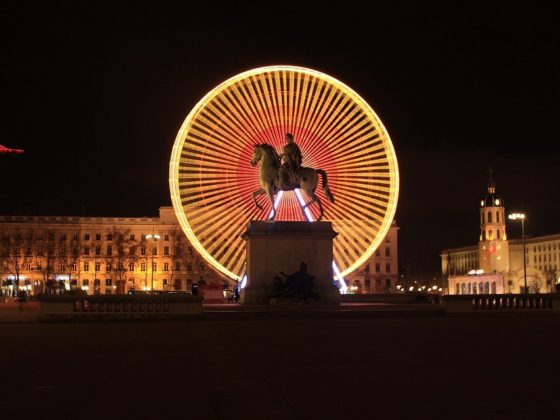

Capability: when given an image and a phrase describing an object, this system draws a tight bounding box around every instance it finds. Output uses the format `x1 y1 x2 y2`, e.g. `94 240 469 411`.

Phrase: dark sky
1 3 559 279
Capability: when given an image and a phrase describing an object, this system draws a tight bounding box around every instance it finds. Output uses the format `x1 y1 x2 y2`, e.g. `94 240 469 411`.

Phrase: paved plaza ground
0 306 559 420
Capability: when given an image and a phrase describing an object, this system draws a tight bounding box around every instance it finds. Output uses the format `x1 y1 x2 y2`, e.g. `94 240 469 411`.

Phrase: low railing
442 294 560 312
341 293 440 304
39 294 202 320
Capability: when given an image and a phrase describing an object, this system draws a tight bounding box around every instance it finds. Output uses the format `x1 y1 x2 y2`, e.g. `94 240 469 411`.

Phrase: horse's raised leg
300 187 324 221
252 188 266 210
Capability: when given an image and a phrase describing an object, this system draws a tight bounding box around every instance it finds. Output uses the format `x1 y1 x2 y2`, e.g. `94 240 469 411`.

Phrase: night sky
2 3 559 280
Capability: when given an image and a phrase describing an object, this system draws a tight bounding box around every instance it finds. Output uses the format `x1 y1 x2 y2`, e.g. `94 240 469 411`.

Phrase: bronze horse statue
250 143 335 221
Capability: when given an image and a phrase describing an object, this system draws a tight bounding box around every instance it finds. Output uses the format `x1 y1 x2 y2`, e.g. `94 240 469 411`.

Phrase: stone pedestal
240 221 341 305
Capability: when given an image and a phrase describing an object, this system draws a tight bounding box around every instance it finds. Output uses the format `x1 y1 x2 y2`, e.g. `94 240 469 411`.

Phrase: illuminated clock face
169 66 399 280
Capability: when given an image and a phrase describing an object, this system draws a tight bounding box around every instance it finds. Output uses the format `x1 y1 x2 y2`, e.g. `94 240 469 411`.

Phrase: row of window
2 245 193 257
8 261 206 273
456 281 497 295
2 233 182 242
481 210 502 224
531 243 560 253
374 248 392 257
533 253 558 263
73 278 188 287
481 229 504 240
365 263 392 273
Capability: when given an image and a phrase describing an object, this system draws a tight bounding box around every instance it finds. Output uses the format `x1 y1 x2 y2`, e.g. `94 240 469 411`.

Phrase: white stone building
441 180 559 294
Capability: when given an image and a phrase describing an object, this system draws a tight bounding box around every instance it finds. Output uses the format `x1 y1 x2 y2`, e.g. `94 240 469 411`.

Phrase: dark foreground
1 316 559 420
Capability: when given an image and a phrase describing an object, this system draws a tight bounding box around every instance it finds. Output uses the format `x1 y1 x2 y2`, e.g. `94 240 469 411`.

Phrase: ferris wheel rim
170 65 399 281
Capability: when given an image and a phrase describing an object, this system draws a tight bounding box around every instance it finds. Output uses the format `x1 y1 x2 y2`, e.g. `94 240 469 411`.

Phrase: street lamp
508 213 527 294
146 233 160 292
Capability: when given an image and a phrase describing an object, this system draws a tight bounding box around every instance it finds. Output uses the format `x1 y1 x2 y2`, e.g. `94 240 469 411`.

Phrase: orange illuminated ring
170 66 399 281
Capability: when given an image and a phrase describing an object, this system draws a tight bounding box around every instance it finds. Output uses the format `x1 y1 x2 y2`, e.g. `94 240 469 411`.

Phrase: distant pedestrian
234 284 240 303
17 290 27 312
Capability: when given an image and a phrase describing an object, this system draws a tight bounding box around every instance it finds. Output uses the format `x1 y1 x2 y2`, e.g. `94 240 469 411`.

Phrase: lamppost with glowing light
508 213 527 294
146 233 160 292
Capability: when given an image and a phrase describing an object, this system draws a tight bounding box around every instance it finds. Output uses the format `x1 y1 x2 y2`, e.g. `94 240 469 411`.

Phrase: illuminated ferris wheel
169 66 399 283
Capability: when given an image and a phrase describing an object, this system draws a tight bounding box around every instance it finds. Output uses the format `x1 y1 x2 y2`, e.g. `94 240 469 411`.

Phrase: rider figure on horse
279 133 303 185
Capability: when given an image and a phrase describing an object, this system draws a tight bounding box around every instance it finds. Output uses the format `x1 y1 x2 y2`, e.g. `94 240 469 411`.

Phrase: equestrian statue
250 133 335 221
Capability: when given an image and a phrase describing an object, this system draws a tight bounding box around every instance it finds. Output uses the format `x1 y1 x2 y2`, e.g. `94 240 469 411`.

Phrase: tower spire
486 167 495 193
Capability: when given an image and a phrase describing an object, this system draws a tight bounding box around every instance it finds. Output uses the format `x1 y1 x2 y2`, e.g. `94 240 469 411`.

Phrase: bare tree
64 230 82 292
166 226 181 291
0 230 32 296
35 230 58 294
109 228 138 294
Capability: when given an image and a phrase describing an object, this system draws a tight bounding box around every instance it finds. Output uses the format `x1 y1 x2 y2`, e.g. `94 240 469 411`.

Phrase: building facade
1 207 400 296
344 221 399 293
441 180 560 294
0 207 232 297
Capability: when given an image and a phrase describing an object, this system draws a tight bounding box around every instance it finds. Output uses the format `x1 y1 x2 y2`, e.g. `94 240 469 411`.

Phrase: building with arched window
441 179 559 294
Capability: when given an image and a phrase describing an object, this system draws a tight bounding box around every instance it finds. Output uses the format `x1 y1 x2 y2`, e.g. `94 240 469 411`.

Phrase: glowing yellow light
170 65 399 280
495 199 500 205
508 213 526 220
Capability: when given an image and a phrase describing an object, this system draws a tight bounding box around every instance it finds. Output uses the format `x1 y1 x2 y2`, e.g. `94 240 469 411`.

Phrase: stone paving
0 310 558 419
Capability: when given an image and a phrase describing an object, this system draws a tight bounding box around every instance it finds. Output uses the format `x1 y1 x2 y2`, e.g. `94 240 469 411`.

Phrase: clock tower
478 171 509 274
